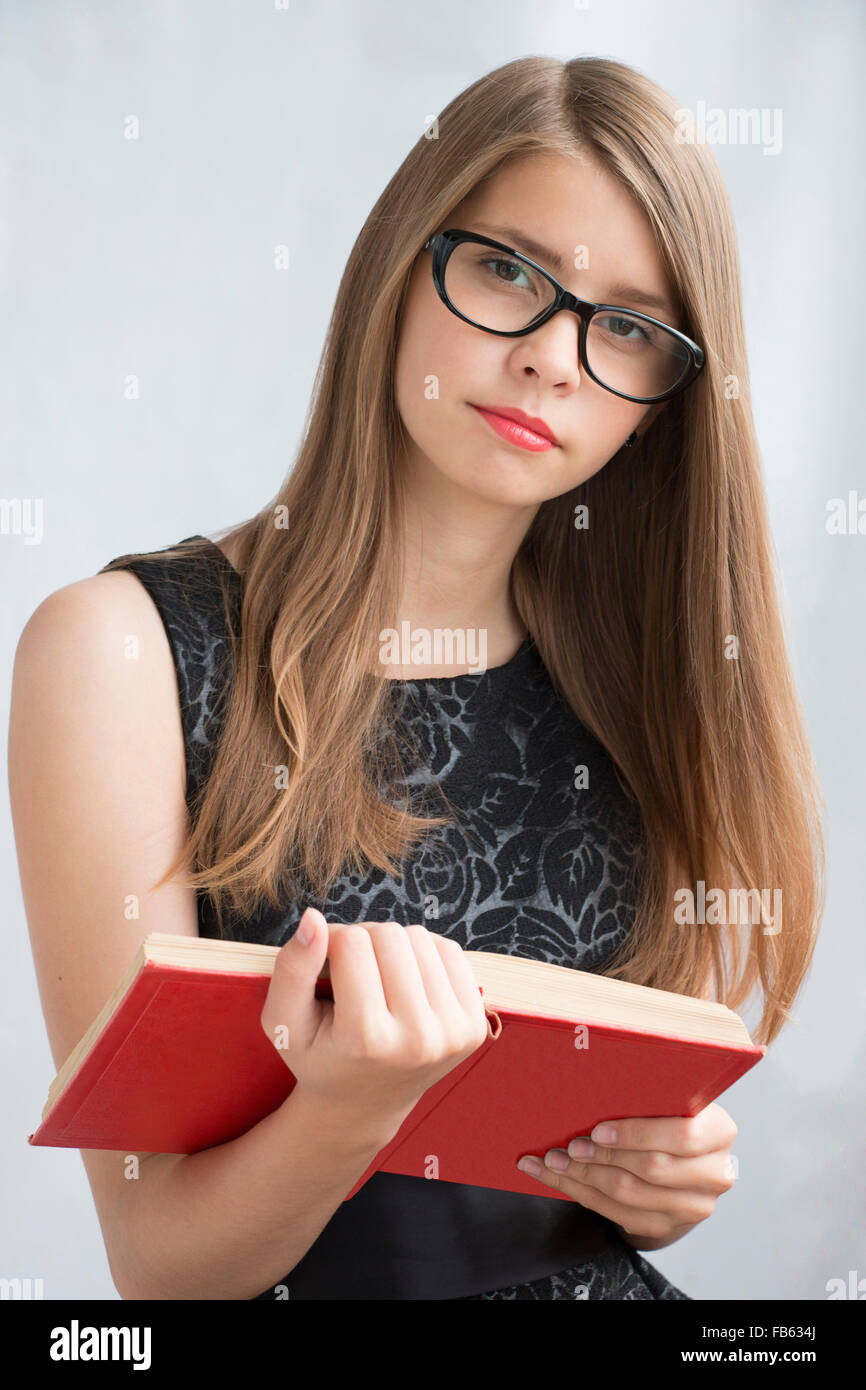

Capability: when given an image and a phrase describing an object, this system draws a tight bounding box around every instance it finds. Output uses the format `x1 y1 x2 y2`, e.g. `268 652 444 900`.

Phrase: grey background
1 0 863 1301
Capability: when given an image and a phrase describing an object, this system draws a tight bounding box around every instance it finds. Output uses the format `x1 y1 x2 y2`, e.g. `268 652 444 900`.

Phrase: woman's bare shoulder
12 564 190 820
18 566 174 647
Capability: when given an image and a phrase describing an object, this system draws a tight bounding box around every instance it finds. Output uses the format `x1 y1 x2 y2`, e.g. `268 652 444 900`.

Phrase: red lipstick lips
469 403 559 452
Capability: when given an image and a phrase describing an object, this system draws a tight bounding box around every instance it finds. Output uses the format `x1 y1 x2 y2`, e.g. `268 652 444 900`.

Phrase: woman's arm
9 577 404 1299
83 1087 404 1300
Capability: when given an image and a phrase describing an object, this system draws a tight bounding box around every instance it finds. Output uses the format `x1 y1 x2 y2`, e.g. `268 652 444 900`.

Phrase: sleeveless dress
99 534 691 1301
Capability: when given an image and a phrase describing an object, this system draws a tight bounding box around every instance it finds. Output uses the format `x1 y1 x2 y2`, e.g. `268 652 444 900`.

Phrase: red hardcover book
28 933 764 1203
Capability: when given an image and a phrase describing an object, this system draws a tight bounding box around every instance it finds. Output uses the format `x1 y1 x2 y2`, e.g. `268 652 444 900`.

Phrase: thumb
294 903 327 950
262 906 330 1056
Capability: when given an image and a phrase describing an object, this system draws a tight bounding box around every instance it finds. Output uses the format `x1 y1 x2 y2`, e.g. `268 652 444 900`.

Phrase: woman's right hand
260 908 491 1136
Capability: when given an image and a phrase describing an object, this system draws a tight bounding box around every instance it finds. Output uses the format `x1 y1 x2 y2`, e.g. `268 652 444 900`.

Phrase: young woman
10 55 824 1301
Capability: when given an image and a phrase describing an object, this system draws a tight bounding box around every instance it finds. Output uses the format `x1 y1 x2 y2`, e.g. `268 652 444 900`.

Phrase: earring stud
623 431 637 448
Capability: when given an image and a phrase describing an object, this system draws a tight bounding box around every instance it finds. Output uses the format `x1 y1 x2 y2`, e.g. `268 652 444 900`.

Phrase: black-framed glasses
423 228 705 405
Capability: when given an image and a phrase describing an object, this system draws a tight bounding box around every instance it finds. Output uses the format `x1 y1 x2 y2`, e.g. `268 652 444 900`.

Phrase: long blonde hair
103 55 825 1046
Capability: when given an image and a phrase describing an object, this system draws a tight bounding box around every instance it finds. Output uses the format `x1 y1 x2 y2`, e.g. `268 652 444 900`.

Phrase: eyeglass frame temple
422 229 706 405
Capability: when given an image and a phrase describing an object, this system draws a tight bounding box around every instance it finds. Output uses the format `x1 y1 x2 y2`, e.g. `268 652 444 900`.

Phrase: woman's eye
607 316 637 336
598 315 653 344
483 256 528 286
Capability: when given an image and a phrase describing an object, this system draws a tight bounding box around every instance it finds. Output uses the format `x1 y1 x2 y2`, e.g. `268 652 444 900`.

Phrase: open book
28 932 764 1203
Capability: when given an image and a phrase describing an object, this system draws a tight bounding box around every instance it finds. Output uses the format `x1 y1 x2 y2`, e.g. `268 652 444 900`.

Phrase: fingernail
544 1149 570 1171
517 1157 542 1177
295 908 313 945
568 1138 595 1159
592 1124 617 1144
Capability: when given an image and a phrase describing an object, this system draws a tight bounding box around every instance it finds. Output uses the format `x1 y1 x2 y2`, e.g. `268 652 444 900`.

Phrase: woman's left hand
516 1102 738 1244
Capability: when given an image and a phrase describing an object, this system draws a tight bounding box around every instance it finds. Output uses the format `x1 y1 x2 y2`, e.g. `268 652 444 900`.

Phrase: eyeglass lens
444 242 691 399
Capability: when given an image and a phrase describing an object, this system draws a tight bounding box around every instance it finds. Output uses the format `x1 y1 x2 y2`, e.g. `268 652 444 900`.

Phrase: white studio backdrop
1 0 863 1301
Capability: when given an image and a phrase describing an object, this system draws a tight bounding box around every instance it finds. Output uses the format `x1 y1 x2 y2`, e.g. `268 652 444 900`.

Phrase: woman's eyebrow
472 221 676 317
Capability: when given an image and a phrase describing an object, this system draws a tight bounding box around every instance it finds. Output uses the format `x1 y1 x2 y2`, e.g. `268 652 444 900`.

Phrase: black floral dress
100 534 690 1301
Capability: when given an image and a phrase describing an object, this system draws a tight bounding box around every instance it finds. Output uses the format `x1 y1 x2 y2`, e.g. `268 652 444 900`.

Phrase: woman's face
394 149 677 509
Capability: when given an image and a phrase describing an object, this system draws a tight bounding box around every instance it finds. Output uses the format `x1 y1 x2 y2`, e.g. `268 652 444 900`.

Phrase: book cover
28 940 765 1203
